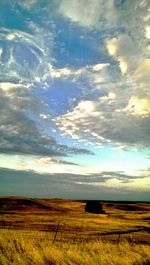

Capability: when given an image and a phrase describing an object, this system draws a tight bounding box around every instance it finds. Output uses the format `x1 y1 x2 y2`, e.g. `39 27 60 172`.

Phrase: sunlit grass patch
0 229 150 265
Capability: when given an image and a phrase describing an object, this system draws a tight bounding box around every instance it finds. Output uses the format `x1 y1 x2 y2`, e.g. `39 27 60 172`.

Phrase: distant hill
0 197 149 213
0 197 69 213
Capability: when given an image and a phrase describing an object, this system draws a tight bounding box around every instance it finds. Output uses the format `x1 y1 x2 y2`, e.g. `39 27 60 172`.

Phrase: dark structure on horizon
85 201 105 214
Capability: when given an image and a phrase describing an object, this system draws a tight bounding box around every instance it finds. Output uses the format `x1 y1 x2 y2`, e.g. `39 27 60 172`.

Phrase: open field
0 197 150 264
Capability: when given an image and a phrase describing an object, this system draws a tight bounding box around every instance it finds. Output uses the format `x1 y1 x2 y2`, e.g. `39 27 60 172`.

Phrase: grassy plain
0 197 150 264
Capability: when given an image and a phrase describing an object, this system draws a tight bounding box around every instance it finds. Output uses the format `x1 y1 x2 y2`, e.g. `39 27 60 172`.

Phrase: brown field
0 197 150 264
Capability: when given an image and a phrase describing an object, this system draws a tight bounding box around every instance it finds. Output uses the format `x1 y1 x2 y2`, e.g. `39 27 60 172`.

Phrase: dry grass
0 198 150 264
0 229 150 265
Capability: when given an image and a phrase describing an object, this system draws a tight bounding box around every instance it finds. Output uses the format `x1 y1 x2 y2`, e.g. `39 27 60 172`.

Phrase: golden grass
0 229 150 265
0 199 150 264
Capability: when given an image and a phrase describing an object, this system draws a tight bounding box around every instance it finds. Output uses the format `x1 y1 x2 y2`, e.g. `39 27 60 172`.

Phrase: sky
0 0 150 200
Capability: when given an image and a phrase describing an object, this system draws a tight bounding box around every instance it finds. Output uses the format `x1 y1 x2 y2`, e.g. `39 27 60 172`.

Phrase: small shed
85 201 105 214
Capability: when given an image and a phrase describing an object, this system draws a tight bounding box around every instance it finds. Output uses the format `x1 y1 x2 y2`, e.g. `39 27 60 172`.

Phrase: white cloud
56 1 150 150
0 84 91 157
92 63 108 71
106 34 141 76
59 0 117 28
75 100 95 113
106 38 117 56
55 91 150 149
118 57 128 75
145 26 150 39
49 63 109 81
59 0 149 93
1 0 149 157
6 34 16 40
105 28 150 125
18 0 38 10
124 96 150 117
39 113 49 120
0 82 30 91
0 47 3 59
49 66 73 79
134 59 150 86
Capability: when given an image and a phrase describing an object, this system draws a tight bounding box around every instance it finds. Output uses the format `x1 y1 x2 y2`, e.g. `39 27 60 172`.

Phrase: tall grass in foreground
0 229 150 265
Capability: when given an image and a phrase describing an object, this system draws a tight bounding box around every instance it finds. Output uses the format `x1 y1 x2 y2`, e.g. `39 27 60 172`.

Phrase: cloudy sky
0 0 150 200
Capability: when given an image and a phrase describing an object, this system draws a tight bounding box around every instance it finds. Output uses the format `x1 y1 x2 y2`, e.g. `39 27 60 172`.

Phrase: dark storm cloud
93 171 148 183
0 167 149 200
75 171 149 184
0 167 148 186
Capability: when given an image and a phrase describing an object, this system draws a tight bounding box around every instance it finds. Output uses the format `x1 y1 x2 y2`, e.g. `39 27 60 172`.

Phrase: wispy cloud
0 27 53 84
0 84 92 157
0 4 93 158
0 0 149 199
54 0 150 149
